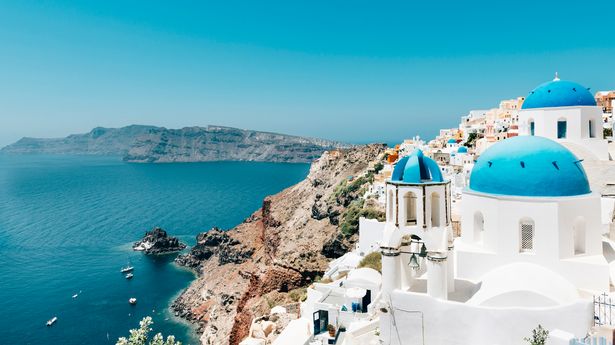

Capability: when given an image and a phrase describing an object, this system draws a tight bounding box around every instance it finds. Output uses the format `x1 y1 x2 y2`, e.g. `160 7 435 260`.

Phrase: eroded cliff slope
173 144 386 345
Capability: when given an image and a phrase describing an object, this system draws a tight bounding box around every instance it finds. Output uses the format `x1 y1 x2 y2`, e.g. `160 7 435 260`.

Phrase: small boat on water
120 265 134 273
72 290 82 299
125 273 133 279
46 317 58 326
129 298 137 305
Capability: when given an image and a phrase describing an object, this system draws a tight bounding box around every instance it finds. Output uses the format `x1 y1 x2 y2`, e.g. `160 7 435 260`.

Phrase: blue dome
522 79 596 109
457 146 468 153
469 136 590 197
391 149 444 184
447 138 457 144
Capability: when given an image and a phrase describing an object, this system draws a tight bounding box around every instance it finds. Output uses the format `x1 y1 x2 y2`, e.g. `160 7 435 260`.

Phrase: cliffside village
238 76 615 345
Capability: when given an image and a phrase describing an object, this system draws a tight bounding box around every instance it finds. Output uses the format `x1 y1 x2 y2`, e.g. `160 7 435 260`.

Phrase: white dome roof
467 263 580 308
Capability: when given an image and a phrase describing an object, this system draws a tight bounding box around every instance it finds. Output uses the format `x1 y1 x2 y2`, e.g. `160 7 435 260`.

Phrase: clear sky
1 0 614 147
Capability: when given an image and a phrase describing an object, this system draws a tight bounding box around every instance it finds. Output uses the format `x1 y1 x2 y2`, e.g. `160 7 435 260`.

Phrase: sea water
0 155 309 345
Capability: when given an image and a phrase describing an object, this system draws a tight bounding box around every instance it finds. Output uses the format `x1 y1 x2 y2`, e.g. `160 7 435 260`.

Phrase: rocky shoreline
174 228 255 269
169 144 386 345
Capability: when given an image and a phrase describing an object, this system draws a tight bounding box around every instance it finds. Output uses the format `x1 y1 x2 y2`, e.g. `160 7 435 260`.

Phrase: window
474 212 484 243
404 192 417 225
573 218 586 255
529 120 535 136
431 192 440 227
519 219 535 253
557 120 567 139
589 120 595 138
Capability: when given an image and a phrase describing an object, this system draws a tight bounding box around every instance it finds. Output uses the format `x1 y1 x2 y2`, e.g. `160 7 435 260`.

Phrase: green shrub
340 200 385 237
373 162 384 174
362 207 386 222
464 133 478 147
605 127 613 138
333 176 370 201
340 200 365 236
524 324 549 345
288 288 307 302
358 252 382 273
116 316 180 345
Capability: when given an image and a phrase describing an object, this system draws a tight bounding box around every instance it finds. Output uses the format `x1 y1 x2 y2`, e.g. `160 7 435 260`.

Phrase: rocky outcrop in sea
133 227 186 255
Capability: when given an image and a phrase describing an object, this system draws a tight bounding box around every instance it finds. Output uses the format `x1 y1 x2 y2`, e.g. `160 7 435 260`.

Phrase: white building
381 149 453 301
377 136 609 345
397 137 425 157
457 136 609 292
518 75 609 160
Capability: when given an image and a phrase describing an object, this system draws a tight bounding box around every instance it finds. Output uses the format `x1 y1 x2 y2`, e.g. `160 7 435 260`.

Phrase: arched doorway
557 119 567 139
529 119 535 136
431 192 440 227
387 190 395 221
404 191 417 226
474 211 484 243
573 217 586 255
589 120 595 138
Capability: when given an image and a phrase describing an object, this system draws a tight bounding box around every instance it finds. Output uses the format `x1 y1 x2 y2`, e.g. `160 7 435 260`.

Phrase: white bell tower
380 149 454 300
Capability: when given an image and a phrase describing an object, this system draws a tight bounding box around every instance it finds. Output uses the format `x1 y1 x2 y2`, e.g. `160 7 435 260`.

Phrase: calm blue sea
0 155 309 345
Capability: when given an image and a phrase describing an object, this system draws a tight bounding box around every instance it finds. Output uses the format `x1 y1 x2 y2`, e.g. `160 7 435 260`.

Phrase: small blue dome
457 146 468 153
469 136 590 197
391 149 444 184
447 138 457 144
522 79 596 109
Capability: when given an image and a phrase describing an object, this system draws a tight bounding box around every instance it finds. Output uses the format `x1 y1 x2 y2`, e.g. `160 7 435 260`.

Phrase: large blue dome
469 136 590 197
391 149 444 184
522 79 596 109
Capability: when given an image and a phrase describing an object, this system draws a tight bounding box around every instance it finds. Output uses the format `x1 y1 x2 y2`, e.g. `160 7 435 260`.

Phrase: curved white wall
518 106 608 160
380 290 592 345
457 191 609 292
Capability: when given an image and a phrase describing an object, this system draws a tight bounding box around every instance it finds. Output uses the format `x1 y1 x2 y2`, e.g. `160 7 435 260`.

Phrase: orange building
596 91 615 113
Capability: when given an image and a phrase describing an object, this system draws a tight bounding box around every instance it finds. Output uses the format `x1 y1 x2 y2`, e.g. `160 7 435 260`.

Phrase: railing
595 293 615 326
572 336 611 345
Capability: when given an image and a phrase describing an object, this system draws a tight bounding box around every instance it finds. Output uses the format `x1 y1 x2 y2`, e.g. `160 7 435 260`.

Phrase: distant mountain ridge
1 125 349 163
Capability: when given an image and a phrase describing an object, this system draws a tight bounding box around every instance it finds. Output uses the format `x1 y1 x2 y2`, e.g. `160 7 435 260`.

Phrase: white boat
72 293 78 298
120 265 134 273
46 317 57 326
129 298 137 305
125 273 133 279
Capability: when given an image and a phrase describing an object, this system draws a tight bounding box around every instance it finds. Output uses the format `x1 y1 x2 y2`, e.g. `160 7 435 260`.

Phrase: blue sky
1 1 614 147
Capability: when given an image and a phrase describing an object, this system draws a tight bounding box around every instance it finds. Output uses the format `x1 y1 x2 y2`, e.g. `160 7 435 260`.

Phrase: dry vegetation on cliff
172 144 386 345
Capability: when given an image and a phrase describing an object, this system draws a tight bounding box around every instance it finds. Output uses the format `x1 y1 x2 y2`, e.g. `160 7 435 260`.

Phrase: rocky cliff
1 125 348 163
172 144 386 345
123 126 348 163
1 125 157 155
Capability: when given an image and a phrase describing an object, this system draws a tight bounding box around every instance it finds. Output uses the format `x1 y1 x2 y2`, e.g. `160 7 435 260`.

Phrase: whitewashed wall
457 191 609 292
380 290 592 345
518 106 608 160
358 218 385 256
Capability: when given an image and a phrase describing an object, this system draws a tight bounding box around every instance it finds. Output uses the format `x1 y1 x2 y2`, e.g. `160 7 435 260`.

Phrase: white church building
518 74 609 160
377 136 610 345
